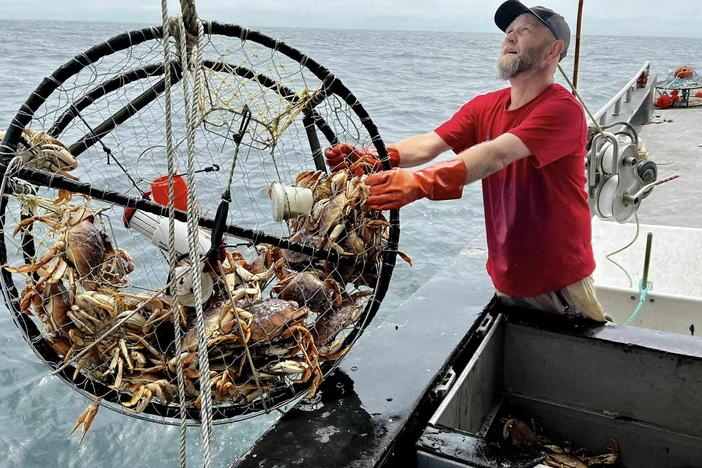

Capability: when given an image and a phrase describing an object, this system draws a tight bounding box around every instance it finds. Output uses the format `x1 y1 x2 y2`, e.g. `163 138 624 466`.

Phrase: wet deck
635 106 702 228
591 104 702 331
232 249 494 468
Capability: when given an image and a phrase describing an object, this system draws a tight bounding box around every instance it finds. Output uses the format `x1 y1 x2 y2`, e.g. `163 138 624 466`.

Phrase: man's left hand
366 169 421 210
365 158 467 210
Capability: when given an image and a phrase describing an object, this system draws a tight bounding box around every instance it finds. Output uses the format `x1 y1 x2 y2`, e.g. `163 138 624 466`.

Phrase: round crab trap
0 13 399 427
654 65 702 108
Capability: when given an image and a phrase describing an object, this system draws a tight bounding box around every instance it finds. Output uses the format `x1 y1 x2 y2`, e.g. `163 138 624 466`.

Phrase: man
325 1 605 321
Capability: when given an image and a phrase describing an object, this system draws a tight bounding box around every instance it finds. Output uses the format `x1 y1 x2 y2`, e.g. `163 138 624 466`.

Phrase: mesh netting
0 22 399 424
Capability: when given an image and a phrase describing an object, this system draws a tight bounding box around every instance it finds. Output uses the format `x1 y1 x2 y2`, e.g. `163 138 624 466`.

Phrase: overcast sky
0 0 700 38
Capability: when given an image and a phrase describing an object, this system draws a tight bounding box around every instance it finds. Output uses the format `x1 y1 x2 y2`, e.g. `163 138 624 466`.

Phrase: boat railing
589 61 652 127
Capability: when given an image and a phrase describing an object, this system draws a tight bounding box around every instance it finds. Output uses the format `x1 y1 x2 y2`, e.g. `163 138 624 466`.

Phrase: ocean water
0 19 700 467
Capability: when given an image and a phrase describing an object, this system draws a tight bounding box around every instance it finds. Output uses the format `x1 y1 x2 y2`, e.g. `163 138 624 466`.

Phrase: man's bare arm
456 132 531 184
364 132 531 210
392 132 452 168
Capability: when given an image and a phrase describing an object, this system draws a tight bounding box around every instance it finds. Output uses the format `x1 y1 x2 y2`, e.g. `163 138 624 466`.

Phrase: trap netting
0 21 399 423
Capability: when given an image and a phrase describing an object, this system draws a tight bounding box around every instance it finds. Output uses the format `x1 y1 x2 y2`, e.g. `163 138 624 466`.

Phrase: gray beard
496 49 542 80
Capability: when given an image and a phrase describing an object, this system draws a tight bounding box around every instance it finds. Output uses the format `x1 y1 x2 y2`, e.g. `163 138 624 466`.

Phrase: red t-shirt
435 83 595 297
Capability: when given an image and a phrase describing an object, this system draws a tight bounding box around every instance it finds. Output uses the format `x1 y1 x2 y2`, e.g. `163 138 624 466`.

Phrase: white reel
588 131 657 223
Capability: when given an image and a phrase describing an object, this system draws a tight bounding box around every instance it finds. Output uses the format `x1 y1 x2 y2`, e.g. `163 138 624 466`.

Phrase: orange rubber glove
324 143 400 174
365 158 467 210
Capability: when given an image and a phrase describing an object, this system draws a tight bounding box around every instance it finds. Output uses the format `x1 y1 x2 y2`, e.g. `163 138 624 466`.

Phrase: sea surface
0 18 700 467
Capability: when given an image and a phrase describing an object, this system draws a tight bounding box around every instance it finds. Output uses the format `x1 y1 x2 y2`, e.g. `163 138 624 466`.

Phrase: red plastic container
151 175 189 211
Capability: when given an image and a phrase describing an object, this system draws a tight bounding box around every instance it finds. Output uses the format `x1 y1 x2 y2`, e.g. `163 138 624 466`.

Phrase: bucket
151 175 189 211
269 182 314 221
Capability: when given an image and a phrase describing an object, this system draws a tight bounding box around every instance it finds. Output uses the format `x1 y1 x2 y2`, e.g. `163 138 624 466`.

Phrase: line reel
587 126 657 223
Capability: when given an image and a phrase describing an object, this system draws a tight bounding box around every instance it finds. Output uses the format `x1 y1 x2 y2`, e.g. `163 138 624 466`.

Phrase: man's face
497 13 554 80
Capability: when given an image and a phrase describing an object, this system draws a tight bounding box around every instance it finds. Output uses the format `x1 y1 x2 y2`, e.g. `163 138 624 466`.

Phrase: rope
160 1 189 466
605 214 640 288
624 279 652 325
178 16 215 468
179 0 200 51
558 64 604 135
72 112 143 194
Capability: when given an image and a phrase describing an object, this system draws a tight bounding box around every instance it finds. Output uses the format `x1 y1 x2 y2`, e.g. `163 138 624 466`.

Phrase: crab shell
313 294 365 346
502 418 537 447
64 219 108 289
44 281 72 331
273 271 341 315
276 231 323 270
181 302 246 352
248 298 308 343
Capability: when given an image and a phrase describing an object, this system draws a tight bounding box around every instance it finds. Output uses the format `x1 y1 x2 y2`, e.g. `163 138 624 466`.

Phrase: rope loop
179 0 200 50
624 279 652 325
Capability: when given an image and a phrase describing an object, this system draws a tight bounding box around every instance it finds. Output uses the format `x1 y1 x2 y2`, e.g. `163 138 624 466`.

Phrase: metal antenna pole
642 232 653 286
572 0 584 92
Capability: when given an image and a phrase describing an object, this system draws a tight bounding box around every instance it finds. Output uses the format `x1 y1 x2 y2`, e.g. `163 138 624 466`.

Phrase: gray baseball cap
494 1 571 61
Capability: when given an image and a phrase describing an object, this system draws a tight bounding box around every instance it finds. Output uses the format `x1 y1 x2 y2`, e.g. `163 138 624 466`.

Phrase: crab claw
70 399 100 444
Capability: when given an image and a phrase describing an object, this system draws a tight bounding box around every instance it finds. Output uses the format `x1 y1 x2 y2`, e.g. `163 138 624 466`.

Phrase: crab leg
69 399 100 444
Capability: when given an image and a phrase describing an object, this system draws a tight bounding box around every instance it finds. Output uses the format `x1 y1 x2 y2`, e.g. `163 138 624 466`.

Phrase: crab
21 280 71 331
91 331 167 389
8 198 128 291
502 417 619 467
180 301 253 352
0 128 79 177
210 371 277 404
287 169 406 283
308 187 357 246
98 338 135 388
267 231 326 272
122 377 176 413
544 454 589 468
259 324 323 397
98 248 135 288
502 418 538 447
543 439 619 467
20 280 88 360
313 292 368 360
290 170 364 250
74 290 175 335
272 262 343 315
209 362 279 403
219 250 274 299
248 298 309 343
294 170 330 202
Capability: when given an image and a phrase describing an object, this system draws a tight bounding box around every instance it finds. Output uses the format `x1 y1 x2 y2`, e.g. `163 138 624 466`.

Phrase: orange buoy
656 93 673 109
695 91 702 98
675 65 694 79
671 89 680 103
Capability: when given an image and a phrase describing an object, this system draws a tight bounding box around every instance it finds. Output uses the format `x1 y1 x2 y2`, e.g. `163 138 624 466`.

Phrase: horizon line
1 17 701 40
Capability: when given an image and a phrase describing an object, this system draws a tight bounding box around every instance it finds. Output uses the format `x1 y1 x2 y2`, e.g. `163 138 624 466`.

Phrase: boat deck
592 105 702 333
635 106 702 228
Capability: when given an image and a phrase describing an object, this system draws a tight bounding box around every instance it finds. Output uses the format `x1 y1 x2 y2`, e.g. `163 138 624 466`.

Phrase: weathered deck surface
635 106 702 228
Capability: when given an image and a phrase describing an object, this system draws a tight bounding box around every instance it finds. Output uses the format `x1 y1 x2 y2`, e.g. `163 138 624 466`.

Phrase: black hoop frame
0 22 400 421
